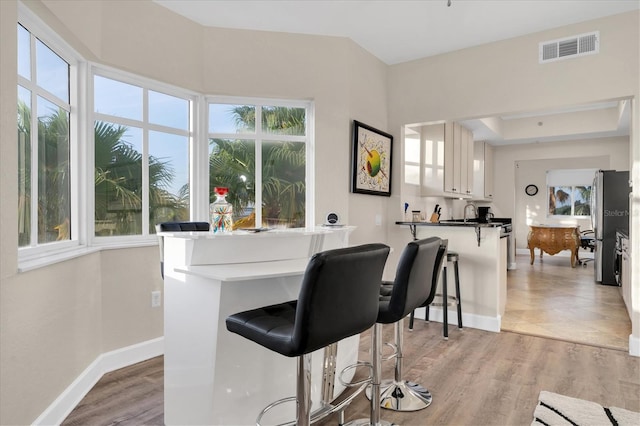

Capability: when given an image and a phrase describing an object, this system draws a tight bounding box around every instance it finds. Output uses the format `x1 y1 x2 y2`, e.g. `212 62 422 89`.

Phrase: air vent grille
539 31 599 63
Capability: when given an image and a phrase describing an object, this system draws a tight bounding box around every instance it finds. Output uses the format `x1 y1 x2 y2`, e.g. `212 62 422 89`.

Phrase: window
93 73 193 237
546 169 594 217
208 99 311 229
17 22 73 248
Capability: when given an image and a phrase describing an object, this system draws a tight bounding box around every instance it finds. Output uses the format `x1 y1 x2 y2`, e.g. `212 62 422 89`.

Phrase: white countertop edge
159 226 355 239
174 258 309 282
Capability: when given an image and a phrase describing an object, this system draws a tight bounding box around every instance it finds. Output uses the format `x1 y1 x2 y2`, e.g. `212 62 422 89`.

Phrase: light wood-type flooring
62 254 638 426
502 254 631 351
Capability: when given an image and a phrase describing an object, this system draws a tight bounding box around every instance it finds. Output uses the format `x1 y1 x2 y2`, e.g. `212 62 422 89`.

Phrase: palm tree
549 186 571 215
94 120 186 235
209 105 306 228
17 100 70 244
574 185 591 216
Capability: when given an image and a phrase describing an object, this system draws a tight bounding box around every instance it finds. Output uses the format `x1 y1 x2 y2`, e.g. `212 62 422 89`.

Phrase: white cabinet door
419 123 446 196
472 141 494 201
422 121 473 198
461 126 474 196
443 121 458 194
444 122 472 197
484 142 494 199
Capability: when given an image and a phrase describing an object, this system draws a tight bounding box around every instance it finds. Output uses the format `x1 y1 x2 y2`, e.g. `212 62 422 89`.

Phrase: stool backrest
380 237 445 322
156 221 210 278
293 243 390 355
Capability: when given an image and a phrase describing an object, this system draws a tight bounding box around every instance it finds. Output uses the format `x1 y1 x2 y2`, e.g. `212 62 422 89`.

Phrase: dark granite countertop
395 220 505 228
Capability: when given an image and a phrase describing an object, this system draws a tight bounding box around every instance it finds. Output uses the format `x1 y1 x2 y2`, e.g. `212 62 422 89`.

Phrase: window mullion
254 107 263 228
30 88 38 247
29 32 38 247
142 88 150 235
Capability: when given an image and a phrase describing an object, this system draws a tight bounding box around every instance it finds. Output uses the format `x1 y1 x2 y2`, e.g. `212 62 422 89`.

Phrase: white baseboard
629 334 640 357
32 337 164 426
412 307 501 333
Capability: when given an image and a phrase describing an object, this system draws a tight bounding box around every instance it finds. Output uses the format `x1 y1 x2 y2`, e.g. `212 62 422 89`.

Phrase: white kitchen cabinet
621 235 630 317
420 121 473 198
473 141 494 201
443 122 474 197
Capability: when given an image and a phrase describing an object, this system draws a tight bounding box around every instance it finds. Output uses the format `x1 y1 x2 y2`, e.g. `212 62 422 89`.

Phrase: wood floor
62 255 638 426
502 254 631 351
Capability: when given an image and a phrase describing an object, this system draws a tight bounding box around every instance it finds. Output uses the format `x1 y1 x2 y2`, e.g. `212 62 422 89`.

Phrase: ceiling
154 0 637 145
459 99 631 146
154 0 639 65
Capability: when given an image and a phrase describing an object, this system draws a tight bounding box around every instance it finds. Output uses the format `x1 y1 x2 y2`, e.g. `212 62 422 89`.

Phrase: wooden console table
527 225 580 268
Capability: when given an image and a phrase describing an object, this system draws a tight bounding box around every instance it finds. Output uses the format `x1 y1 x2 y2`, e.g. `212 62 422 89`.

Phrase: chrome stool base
344 419 395 426
366 380 432 411
379 380 432 411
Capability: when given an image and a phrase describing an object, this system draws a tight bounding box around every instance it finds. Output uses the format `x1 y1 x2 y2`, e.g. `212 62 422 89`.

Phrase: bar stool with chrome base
226 243 390 426
409 250 462 340
348 237 442 424
155 221 210 278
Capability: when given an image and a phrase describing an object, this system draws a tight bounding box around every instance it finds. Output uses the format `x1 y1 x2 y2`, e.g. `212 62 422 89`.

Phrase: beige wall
0 1 389 424
386 9 639 355
495 136 629 250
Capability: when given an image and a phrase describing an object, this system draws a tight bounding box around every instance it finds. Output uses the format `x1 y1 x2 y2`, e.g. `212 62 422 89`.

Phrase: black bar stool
155 221 210 278
348 237 442 423
409 250 463 339
225 243 390 426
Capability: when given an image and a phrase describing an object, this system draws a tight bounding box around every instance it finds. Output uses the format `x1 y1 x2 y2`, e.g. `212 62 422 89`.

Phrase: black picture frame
351 120 393 196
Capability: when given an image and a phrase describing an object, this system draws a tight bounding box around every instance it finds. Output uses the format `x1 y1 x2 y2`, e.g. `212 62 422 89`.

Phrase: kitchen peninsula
160 227 356 426
396 220 508 332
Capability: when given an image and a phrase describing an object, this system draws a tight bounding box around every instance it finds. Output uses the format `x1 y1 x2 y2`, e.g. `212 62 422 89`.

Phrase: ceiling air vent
539 31 599 63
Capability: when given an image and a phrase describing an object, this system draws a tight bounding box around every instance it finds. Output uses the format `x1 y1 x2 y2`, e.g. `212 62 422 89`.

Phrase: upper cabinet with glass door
412 121 474 198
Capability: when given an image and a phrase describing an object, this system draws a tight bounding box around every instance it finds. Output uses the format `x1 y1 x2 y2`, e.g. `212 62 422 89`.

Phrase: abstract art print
351 120 393 196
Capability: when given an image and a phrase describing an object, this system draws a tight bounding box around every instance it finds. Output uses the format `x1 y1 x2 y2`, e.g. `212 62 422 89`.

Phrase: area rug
532 391 639 426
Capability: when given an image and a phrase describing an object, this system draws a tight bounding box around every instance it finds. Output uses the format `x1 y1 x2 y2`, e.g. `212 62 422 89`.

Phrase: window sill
18 246 102 273
17 239 158 273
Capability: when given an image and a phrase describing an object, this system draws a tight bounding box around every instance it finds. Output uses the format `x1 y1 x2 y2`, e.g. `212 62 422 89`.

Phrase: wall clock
525 184 538 196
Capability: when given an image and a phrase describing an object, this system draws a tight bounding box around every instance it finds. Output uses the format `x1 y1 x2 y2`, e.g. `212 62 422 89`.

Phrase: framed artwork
351 120 393 196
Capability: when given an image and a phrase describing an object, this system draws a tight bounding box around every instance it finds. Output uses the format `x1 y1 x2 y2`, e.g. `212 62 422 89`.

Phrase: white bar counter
397 223 507 332
161 227 355 425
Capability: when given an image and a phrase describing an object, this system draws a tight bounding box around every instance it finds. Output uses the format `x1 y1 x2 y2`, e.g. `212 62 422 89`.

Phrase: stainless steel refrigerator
591 170 630 285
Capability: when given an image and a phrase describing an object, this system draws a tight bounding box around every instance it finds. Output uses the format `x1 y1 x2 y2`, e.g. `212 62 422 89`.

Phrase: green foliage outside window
209 105 306 229
548 185 591 216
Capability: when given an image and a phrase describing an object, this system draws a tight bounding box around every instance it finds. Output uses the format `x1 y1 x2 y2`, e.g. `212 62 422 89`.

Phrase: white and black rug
532 391 639 426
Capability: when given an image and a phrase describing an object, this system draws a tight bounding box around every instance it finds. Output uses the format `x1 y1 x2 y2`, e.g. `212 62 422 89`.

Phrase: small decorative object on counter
430 204 440 223
412 210 421 222
210 187 233 233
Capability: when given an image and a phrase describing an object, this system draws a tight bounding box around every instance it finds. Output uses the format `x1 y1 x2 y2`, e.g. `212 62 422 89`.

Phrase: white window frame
205 96 315 228
17 3 85 269
89 65 200 246
15 4 316 270
546 168 595 218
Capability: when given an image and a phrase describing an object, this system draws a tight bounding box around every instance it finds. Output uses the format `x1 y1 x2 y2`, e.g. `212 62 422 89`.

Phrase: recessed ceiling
459 100 631 146
153 0 639 65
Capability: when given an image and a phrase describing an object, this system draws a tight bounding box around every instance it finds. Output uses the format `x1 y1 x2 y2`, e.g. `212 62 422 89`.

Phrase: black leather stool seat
226 243 390 357
156 221 210 278
226 243 390 426
377 238 442 325
157 221 210 232
356 238 445 422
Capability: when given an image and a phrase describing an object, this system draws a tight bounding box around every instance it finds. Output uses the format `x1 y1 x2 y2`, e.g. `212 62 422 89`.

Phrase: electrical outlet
151 290 161 308
375 214 382 226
